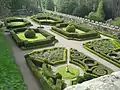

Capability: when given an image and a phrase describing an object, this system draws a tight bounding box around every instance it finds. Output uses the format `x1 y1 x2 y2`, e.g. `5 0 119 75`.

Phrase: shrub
56 73 62 80
76 76 85 83
24 28 36 38
66 24 76 33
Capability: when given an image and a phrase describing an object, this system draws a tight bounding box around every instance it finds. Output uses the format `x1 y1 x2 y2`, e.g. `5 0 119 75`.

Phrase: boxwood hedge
84 39 120 67
31 13 64 25
69 48 113 84
10 27 58 49
4 17 32 29
26 47 67 65
51 23 100 41
24 48 67 90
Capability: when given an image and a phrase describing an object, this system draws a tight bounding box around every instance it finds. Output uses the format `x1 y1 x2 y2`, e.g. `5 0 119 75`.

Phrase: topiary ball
24 28 36 38
66 24 76 33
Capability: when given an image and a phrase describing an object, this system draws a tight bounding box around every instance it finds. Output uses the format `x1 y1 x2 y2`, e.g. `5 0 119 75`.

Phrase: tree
72 5 90 17
88 0 105 22
45 0 54 11
57 0 77 14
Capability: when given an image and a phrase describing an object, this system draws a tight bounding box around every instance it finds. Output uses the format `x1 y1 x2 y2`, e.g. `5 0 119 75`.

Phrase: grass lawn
56 65 80 79
62 28 85 34
40 19 56 22
8 22 25 26
17 32 46 41
0 29 26 89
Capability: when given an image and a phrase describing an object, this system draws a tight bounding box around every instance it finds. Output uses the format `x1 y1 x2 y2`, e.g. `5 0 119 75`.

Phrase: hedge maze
31 13 64 25
10 27 58 49
52 23 100 40
24 47 113 88
84 39 120 67
4 17 32 30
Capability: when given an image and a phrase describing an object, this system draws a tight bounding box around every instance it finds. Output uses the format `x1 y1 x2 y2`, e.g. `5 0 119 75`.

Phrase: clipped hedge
31 13 64 25
10 27 58 49
84 39 120 67
69 48 113 84
4 17 31 29
51 23 100 41
27 47 67 65
25 52 66 90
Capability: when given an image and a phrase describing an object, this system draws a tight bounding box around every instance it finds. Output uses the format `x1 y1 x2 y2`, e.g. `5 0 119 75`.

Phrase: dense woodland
0 0 120 21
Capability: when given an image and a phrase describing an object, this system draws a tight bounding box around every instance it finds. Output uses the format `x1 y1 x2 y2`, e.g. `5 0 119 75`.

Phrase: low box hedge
31 13 64 25
51 23 100 41
25 53 66 90
4 17 32 29
83 39 120 67
69 48 113 83
10 27 58 50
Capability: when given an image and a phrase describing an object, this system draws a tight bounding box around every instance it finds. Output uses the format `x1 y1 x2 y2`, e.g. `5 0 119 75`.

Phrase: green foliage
28 47 66 65
25 50 66 90
88 0 105 21
52 23 100 40
5 17 31 29
24 28 36 38
72 5 90 17
31 13 63 25
110 17 120 26
0 29 26 89
66 24 76 33
56 73 62 80
70 48 113 81
10 28 57 49
57 0 77 14
46 0 54 11
76 76 85 83
84 39 120 67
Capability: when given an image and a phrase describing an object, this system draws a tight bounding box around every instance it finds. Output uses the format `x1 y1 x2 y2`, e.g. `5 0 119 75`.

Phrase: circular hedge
66 24 76 33
92 65 112 76
24 28 36 38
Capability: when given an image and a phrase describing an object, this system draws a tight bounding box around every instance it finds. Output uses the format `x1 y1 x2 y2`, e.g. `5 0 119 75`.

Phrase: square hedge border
4 17 32 29
10 27 58 50
51 23 100 41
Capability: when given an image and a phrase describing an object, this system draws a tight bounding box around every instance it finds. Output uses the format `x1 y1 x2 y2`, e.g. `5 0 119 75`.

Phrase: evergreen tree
45 0 54 11
88 0 105 21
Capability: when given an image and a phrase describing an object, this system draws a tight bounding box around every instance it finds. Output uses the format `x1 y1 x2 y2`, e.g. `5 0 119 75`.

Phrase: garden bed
84 39 120 67
10 27 58 49
4 17 32 29
69 48 113 84
31 13 64 25
51 23 100 40
24 47 113 89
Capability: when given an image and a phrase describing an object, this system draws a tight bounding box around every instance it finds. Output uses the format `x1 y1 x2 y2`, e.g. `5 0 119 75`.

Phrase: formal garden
1 11 120 90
